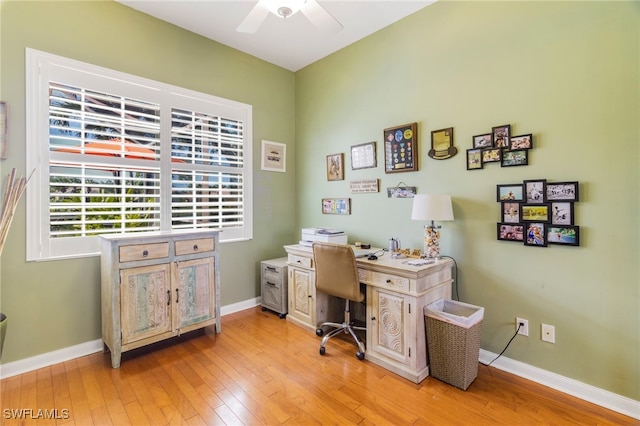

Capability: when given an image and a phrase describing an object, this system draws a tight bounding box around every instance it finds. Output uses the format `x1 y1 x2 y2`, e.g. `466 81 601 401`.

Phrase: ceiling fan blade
237 0 270 33
300 0 343 34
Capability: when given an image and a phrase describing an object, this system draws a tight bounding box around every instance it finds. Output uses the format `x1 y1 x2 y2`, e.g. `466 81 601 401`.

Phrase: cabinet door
367 287 412 367
173 257 216 329
288 266 314 325
120 264 172 345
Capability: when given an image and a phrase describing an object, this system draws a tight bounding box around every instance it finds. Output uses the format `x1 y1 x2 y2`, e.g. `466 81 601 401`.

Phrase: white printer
300 227 348 246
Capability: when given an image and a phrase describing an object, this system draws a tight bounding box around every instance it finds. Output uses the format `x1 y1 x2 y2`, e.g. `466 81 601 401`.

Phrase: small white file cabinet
261 257 288 318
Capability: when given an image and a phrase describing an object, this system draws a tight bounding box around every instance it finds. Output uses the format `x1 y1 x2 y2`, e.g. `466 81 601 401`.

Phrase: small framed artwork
466 148 483 170
551 202 574 225
520 203 550 222
429 127 457 160
326 153 344 181
509 134 533 150
383 122 418 173
502 202 521 223
350 142 377 170
322 198 351 215
497 223 524 242
472 133 493 149
492 124 511 148
546 181 579 202
525 222 547 247
260 140 286 172
497 183 524 202
501 150 528 167
482 148 502 163
547 225 580 246
524 179 546 203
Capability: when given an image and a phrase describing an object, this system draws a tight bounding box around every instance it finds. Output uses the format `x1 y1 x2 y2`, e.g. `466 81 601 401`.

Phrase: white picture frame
261 140 286 172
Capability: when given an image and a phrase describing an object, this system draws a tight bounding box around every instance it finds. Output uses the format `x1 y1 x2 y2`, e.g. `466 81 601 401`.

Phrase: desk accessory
411 194 454 259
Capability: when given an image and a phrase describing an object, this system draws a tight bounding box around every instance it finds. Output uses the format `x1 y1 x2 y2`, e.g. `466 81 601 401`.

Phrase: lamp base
424 224 442 260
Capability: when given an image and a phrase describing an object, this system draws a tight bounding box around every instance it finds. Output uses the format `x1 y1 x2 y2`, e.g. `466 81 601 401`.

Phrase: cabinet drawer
288 254 312 269
262 264 282 281
175 238 215 256
359 270 410 292
119 243 169 262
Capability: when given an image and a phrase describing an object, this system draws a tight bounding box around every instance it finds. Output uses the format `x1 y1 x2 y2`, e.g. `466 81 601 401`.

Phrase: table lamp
411 194 454 259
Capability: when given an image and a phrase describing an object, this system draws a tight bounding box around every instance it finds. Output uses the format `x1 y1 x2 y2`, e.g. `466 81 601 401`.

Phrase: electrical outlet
542 324 555 343
516 317 528 336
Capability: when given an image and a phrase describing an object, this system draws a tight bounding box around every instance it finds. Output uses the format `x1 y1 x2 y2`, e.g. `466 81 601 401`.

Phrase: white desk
284 244 453 383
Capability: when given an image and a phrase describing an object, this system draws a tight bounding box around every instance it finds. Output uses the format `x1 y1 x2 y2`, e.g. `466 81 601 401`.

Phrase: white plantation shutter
26 49 252 261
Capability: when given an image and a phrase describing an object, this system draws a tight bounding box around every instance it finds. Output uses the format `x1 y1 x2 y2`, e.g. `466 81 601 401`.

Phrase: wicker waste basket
424 299 484 390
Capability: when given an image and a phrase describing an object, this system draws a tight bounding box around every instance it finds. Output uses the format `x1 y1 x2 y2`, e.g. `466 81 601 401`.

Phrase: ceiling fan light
265 0 305 18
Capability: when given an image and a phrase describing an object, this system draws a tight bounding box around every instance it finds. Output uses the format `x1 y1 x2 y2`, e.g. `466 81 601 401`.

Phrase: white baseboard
479 349 640 420
0 299 636 421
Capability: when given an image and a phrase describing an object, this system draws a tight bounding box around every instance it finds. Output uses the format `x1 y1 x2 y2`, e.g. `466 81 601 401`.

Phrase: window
26 49 253 261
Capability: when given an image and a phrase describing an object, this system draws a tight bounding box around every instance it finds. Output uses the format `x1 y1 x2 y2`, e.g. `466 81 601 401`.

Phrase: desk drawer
288 254 312 269
175 238 215 256
119 243 169 262
359 270 410 292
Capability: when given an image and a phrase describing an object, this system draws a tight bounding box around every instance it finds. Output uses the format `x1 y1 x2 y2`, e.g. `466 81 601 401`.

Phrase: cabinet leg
111 350 121 368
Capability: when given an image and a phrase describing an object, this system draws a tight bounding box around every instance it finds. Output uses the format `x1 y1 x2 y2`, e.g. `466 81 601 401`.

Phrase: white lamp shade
411 194 454 221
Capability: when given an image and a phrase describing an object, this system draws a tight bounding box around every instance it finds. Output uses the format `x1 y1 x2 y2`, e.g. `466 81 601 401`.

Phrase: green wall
0 1 296 362
1 0 638 403
295 1 639 400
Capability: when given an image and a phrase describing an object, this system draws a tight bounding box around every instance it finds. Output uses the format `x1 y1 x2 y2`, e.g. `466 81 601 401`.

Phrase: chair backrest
312 242 365 302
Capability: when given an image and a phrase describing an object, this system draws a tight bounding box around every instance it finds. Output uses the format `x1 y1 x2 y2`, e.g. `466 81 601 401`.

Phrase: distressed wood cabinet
101 230 221 368
260 257 288 318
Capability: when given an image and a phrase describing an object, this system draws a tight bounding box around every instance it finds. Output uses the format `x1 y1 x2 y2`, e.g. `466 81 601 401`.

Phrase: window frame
26 48 253 261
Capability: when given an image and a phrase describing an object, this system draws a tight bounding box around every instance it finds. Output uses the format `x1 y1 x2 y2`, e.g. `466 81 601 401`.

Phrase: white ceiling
116 0 436 71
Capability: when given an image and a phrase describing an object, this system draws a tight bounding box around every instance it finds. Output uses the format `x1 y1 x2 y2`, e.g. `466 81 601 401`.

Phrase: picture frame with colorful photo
520 203 550 223
546 181 579 202
497 223 524 242
501 149 528 167
551 202 574 225
509 133 533 150
492 124 511 149
547 225 580 246
466 148 483 170
472 133 493 149
502 202 521 223
482 147 501 163
326 153 344 181
524 179 546 203
524 222 547 247
496 183 524 202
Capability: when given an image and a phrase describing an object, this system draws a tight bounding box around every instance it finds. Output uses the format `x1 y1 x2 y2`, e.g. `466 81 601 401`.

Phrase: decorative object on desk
350 179 378 193
350 141 377 170
260 140 286 172
496 179 580 247
321 197 350 215
326 153 344 181
0 101 7 159
387 181 416 198
411 194 454 259
429 127 457 160
383 122 417 173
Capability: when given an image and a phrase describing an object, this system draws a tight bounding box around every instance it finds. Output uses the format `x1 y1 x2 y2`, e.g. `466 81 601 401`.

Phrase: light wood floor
1 306 636 425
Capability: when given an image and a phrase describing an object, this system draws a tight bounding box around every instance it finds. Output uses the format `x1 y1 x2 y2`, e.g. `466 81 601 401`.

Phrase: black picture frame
520 203 550 223
524 222 547 247
466 148 483 170
551 202 574 225
482 147 502 163
509 134 533 150
546 181 579 202
547 225 580 246
501 149 528 167
472 133 493 149
497 223 524 242
492 124 511 149
497 183 524 202
384 122 418 173
524 179 546 203
502 202 521 223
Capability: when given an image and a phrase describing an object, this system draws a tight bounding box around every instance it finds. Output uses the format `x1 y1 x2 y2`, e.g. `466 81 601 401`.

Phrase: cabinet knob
266 281 276 286
143 250 149 257
386 279 391 283
175 289 179 303
371 316 376 321
193 244 199 251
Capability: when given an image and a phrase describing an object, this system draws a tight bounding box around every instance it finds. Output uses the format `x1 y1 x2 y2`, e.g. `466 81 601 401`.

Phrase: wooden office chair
312 242 366 360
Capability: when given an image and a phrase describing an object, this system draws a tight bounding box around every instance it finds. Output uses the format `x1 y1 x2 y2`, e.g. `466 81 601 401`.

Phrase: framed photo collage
467 124 533 170
497 179 580 247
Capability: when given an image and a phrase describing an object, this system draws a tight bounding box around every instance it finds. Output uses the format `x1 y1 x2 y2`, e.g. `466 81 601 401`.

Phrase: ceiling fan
237 0 343 34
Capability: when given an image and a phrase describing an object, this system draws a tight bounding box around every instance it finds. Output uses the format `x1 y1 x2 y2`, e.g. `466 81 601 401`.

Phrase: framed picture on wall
524 222 547 247
502 202 520 223
547 225 580 246
260 140 286 172
497 183 524 202
546 181 579 202
321 198 351 215
509 134 533 150
383 122 418 173
492 124 511 148
501 150 528 167
551 202 574 225
350 142 377 170
472 133 493 149
326 153 344 181
466 148 483 170
524 179 546 203
497 223 524 242
520 204 550 223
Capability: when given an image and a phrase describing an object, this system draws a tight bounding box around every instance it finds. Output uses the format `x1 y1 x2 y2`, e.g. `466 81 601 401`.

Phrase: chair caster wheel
278 313 286 319
261 307 266 311
316 328 324 337
319 347 326 355
356 352 365 360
